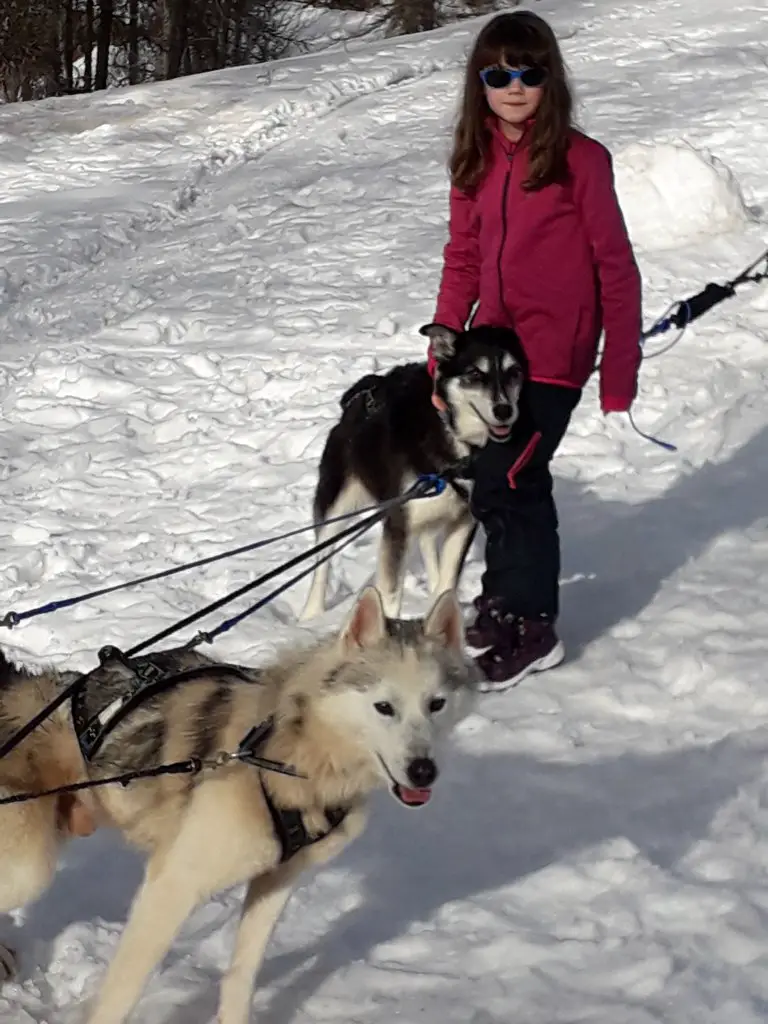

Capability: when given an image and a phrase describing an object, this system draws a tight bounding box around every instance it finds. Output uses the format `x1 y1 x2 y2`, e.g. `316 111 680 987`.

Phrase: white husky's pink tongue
490 424 511 437
396 784 432 806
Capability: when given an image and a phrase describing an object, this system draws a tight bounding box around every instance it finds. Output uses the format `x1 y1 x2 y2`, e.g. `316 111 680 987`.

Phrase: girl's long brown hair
449 11 574 193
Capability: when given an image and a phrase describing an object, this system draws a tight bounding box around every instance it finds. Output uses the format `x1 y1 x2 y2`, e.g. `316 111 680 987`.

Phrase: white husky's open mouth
378 756 433 808
391 782 432 806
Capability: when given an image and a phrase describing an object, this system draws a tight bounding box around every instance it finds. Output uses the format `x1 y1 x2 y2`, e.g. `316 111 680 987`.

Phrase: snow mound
614 140 752 251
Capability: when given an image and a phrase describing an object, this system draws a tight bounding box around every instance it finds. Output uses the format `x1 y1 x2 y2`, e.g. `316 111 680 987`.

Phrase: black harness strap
260 777 348 864
339 373 385 415
0 717 307 808
447 455 474 504
246 717 348 863
72 645 253 762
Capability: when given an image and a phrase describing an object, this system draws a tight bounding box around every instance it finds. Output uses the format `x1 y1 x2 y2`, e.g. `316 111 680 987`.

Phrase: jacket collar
487 115 535 156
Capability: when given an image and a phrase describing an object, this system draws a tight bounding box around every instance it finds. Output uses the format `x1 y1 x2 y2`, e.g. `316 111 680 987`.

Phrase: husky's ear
339 586 387 652
423 590 464 653
419 323 459 362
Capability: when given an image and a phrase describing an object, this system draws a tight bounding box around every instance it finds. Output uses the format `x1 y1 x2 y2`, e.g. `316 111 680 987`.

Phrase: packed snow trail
1 0 768 1021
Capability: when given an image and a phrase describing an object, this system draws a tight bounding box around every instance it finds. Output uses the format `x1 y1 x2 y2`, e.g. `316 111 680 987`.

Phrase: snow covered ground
1 0 768 1020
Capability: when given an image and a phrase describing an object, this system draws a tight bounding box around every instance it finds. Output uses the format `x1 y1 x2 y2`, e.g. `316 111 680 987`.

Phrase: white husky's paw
0 942 17 984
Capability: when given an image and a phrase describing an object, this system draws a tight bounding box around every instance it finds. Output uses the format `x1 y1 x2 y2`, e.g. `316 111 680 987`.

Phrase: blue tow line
0 474 447 637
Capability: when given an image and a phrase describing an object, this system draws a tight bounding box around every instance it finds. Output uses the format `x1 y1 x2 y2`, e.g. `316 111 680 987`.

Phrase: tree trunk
128 0 139 85
95 0 113 90
164 0 187 80
233 3 243 64
46 3 64 97
84 0 94 91
63 0 74 93
219 12 230 69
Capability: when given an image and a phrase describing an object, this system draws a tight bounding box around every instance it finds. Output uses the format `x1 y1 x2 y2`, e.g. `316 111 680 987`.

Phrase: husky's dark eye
505 365 523 383
374 701 396 717
462 367 485 385
429 697 447 713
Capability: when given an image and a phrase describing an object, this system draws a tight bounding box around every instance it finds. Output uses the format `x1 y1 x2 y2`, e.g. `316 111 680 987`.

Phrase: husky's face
422 324 527 447
323 588 479 808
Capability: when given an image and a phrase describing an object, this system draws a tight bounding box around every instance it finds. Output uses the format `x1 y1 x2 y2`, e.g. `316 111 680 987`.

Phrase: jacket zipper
496 145 517 325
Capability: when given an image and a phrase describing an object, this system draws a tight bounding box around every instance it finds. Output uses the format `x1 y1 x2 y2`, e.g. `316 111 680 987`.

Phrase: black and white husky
300 324 528 620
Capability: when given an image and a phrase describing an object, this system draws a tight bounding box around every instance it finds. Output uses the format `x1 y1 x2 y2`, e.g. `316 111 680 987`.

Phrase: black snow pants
469 382 582 621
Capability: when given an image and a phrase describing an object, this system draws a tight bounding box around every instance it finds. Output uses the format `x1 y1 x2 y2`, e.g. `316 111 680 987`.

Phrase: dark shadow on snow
159 727 768 1024
557 423 768 654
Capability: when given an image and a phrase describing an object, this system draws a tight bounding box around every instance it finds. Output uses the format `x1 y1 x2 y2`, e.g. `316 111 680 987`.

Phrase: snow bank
614 140 752 251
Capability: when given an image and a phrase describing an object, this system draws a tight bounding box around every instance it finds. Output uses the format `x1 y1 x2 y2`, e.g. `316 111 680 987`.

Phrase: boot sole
478 639 566 693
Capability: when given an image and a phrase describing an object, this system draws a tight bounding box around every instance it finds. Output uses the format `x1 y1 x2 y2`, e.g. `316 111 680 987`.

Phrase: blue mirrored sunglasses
479 65 547 89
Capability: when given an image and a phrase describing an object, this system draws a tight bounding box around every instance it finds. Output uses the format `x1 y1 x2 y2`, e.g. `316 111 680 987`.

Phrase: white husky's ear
339 586 388 652
423 590 464 653
419 323 459 362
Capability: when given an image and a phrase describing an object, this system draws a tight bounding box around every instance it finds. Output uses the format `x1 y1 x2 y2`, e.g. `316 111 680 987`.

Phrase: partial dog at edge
0 586 479 1024
300 324 528 621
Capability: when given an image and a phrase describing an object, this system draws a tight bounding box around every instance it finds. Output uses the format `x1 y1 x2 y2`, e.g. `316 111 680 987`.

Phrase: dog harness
71 644 253 762
265 785 348 863
70 645 348 863
255 715 348 863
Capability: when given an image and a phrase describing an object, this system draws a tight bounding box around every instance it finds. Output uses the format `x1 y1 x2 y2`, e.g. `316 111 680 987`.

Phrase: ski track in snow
1 0 768 1020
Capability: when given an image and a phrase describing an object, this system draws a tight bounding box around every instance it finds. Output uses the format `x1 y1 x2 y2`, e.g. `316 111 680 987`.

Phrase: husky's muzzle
471 401 518 443
378 755 439 807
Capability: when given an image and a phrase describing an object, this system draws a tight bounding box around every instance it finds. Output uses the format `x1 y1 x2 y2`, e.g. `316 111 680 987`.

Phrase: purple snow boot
475 616 565 691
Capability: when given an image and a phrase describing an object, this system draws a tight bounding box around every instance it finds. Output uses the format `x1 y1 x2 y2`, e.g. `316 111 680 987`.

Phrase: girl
423 10 642 690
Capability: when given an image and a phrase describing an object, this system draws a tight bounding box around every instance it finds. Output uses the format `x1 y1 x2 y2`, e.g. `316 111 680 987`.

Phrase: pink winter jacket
431 123 643 412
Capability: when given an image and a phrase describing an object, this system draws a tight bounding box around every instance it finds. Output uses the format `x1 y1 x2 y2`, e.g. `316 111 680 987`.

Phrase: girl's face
481 61 545 133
